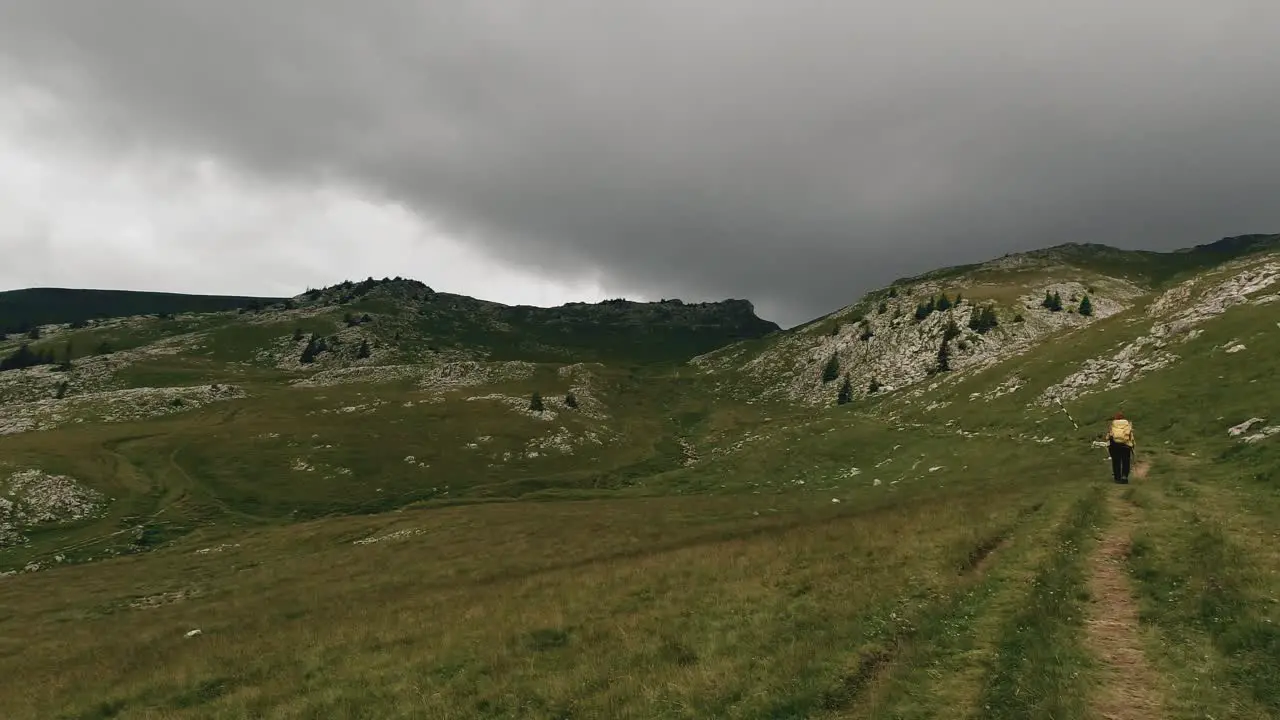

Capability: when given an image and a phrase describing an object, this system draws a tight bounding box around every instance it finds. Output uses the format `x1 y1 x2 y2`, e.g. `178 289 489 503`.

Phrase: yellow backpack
1109 419 1133 446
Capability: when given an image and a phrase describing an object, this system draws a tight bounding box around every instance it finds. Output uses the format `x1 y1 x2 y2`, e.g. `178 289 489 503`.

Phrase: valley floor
4 444 1280 720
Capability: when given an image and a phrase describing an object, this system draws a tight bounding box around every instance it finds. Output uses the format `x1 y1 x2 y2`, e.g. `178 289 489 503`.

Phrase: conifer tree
565 392 578 409
937 293 952 311
300 335 321 364
821 354 840 383
1078 294 1094 316
357 339 371 359
1051 291 1063 312
530 391 545 412
935 338 952 373
837 375 853 405
868 377 882 394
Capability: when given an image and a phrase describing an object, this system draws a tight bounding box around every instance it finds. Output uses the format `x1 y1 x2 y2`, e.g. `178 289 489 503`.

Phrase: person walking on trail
1106 412 1135 484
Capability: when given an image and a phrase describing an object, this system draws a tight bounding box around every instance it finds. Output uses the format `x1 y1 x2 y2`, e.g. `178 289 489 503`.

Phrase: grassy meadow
2 247 1279 718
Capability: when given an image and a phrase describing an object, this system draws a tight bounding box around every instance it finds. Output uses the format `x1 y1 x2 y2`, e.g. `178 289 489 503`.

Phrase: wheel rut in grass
1083 485 1163 720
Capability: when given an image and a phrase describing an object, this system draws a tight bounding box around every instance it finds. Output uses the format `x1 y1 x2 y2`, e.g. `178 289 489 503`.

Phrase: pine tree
969 306 999 334
954 292 963 305
914 303 931 321
1051 291 1063 311
565 392 578 409
829 324 839 337
357 339 371 359
878 301 888 314
1013 313 1025 323
935 338 952 373
943 319 962 342
55 381 69 399
860 326 874 341
1078 294 1094 316
868 377 882 394
836 375 853 405
1042 291 1055 310
888 287 898 298
937 293 952 311
821 354 840 383
530 392 544 412
300 336 321 364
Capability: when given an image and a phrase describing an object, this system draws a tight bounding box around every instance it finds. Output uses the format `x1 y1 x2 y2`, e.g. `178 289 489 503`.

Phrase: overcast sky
2 2 1279 327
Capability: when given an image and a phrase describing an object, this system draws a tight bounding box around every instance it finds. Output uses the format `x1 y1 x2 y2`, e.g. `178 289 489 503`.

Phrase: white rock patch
1 469 106 548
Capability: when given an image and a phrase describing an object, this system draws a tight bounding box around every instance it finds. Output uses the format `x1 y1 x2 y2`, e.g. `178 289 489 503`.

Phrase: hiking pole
1055 397 1079 430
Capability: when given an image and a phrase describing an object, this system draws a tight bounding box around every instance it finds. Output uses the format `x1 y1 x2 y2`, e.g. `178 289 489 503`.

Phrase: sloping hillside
692 234 1280 406
0 287 282 336
4 237 1280 719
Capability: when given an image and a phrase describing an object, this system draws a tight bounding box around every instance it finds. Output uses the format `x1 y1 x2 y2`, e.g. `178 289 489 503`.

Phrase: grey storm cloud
2 1 1280 326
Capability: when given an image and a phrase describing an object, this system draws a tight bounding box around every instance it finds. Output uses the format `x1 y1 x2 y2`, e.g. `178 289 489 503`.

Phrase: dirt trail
1083 474 1163 719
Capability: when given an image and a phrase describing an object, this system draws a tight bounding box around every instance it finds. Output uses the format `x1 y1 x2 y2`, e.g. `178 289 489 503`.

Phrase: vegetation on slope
0 288 282 337
0 236 1278 718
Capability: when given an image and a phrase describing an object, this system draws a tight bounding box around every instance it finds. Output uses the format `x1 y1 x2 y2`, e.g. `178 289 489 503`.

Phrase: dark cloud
2 1 1279 326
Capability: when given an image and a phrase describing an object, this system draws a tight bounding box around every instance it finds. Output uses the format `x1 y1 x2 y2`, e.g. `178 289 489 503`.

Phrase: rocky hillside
692 235 1280 406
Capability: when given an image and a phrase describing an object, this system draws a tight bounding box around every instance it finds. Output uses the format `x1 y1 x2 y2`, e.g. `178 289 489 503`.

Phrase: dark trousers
1109 442 1132 483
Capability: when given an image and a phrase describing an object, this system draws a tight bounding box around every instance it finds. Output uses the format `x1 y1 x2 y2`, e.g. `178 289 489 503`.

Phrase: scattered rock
1228 418 1267 437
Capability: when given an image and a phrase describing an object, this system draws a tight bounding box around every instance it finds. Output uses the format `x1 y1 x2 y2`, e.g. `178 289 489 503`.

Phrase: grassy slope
0 288 281 333
1 242 1279 718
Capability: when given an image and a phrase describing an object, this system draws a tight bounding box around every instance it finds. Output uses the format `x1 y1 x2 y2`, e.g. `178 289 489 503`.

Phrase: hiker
1105 412 1135 484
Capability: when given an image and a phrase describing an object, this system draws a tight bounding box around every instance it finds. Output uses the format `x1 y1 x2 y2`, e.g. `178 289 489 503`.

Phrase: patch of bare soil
1083 491 1163 719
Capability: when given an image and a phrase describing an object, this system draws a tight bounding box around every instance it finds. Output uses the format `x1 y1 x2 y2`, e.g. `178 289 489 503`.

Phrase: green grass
2 243 1280 718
